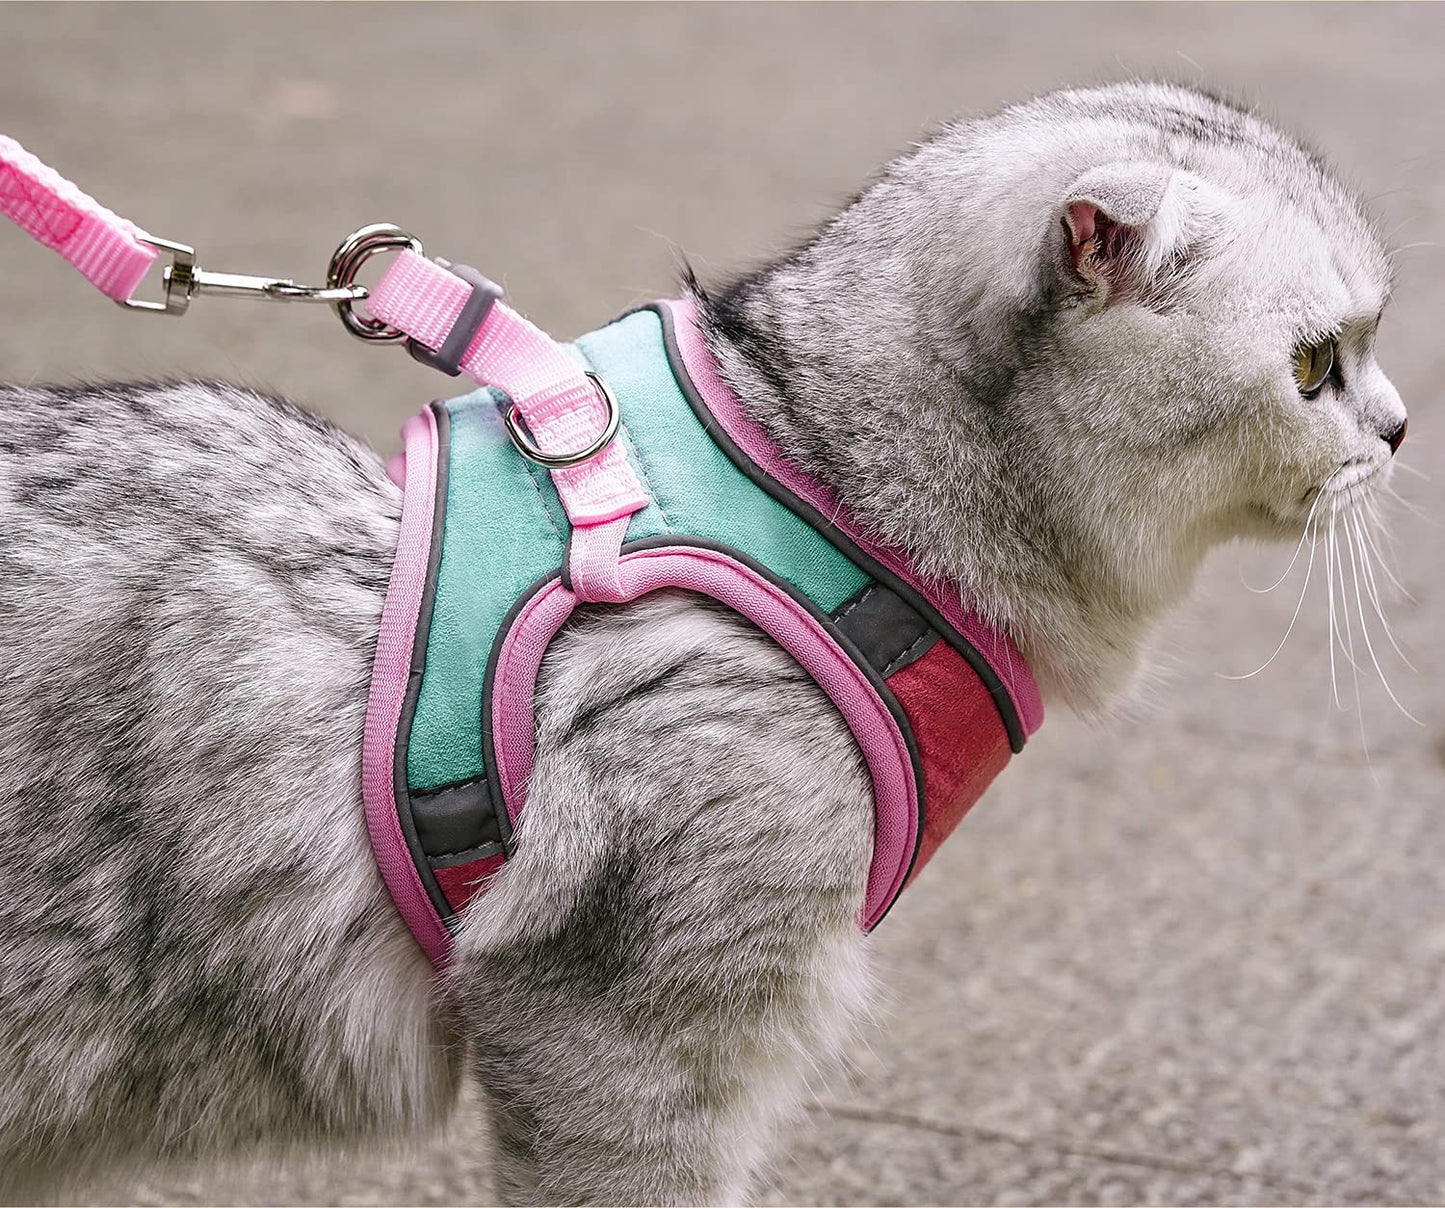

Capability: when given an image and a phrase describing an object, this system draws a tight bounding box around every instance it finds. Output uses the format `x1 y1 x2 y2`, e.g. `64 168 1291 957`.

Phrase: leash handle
0 135 158 304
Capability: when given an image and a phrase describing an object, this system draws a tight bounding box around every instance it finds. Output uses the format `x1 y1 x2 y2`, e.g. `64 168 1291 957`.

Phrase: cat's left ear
1058 163 1177 295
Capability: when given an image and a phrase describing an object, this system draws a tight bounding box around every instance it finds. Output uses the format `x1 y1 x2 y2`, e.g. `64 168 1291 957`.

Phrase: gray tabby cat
0 82 1406 1205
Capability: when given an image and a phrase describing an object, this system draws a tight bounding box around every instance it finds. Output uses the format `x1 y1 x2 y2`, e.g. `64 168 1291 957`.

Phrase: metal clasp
118 220 618 471
122 233 372 316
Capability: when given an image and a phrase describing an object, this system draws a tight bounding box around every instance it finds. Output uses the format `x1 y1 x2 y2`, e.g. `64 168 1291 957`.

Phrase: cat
0 81 1406 1205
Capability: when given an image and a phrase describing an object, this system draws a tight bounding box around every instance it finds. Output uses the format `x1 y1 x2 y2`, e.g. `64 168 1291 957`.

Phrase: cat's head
986 84 1405 599
705 82 1408 709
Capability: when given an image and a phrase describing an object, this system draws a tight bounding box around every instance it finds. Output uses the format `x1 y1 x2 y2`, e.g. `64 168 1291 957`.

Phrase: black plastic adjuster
406 260 503 377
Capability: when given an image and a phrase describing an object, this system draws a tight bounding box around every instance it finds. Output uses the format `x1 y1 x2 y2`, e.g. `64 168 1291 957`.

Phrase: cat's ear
1058 163 1176 295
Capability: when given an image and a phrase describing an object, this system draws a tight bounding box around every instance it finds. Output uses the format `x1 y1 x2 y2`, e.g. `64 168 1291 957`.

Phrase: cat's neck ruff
363 277 1042 967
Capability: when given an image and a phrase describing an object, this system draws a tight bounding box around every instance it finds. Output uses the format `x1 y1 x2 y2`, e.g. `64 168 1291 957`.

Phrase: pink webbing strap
0 135 157 303
368 250 649 528
568 514 630 603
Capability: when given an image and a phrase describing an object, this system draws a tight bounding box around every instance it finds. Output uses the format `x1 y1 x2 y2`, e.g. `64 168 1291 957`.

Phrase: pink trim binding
361 408 454 967
663 299 1043 738
385 450 407 490
0 135 158 303
491 546 920 929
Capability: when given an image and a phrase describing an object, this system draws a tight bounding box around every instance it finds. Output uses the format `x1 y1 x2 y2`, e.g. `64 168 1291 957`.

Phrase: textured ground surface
1 3 1442 1204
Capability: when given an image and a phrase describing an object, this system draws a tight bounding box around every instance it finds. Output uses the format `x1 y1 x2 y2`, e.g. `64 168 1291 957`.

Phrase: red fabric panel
886 640 1013 888
433 853 507 914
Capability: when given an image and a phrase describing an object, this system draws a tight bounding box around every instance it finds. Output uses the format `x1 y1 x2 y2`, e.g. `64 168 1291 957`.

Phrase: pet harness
359 261 1044 966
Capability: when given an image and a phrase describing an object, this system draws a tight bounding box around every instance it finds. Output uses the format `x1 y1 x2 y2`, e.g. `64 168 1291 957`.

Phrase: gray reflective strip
430 840 507 871
831 583 938 678
407 261 503 377
410 776 504 858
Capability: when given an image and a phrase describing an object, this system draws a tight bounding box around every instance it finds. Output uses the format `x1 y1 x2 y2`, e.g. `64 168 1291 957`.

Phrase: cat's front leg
460 884 871 1207
448 592 876 1205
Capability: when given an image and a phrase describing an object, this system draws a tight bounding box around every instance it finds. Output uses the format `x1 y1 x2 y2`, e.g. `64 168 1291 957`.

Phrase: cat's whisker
1365 497 1410 570
1325 511 1342 709
1173 50 1207 86
1329 528 1364 679
1333 512 1366 685
1339 519 1376 774
1352 511 1417 672
1242 489 1323 593
1344 515 1422 727
1354 508 1389 600
1393 460 1429 482
1381 212 1422 246
1382 483 1431 523
1326 512 1367 679
1385 239 1445 261
1220 515 1319 680
1359 500 1416 603
1367 184 1423 205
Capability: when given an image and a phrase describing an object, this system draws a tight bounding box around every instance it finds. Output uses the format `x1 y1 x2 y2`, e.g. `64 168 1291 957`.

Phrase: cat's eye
1292 337 1336 397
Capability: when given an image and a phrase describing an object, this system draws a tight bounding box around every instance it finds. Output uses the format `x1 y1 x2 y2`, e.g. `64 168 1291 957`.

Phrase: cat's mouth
1290 458 1388 509
1319 456 1391 509
1274 458 1389 529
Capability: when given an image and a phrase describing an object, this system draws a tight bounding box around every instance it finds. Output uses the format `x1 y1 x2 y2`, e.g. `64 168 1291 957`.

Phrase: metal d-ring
503 372 621 468
326 222 425 342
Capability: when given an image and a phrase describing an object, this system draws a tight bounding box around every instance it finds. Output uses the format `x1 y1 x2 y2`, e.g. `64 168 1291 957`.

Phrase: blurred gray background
2 3 1442 1204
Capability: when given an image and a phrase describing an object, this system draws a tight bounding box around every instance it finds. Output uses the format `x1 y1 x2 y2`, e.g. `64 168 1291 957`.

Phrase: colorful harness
362 275 1043 966
0 137 1044 969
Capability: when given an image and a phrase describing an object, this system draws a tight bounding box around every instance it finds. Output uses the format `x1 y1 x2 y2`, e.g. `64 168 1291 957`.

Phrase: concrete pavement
1 4 1441 1203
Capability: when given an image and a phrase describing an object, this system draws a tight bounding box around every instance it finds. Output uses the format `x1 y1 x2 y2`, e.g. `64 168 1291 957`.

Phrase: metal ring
326 223 424 342
503 372 621 468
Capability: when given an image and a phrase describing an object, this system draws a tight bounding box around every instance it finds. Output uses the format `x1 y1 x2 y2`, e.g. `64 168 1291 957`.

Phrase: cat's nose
1384 418 1408 455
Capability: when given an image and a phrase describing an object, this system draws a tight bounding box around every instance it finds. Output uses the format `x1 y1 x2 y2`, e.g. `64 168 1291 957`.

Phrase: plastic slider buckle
406 260 503 377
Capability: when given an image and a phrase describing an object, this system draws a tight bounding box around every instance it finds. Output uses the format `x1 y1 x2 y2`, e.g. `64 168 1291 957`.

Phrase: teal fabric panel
406 390 568 791
573 311 869 611
407 310 871 793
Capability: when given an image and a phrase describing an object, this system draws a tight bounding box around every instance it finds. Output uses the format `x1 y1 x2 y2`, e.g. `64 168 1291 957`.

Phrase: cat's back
0 378 399 942
0 384 459 1185
0 378 395 866
0 381 399 735
0 379 398 578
